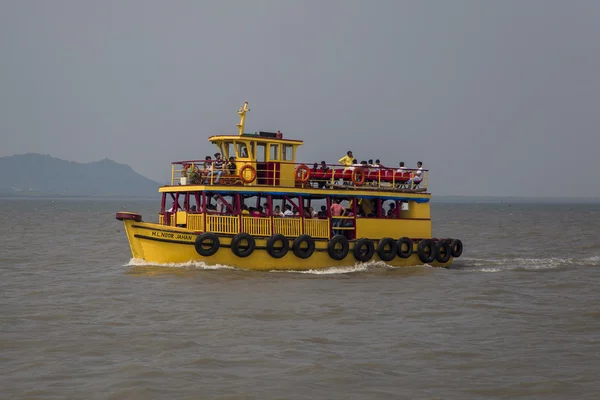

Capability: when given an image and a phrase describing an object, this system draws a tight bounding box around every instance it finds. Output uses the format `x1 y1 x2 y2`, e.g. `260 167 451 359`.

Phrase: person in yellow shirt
338 150 354 171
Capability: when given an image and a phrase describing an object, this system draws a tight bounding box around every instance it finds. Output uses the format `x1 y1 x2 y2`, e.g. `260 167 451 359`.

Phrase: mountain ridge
0 153 161 197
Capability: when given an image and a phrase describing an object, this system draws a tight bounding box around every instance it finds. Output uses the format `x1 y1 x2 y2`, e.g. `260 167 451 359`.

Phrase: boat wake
453 255 600 273
126 258 408 274
127 258 236 270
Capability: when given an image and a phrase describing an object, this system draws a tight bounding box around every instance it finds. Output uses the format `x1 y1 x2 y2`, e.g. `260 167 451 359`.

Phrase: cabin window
282 144 293 161
222 142 233 159
236 142 250 159
269 144 279 160
256 143 267 162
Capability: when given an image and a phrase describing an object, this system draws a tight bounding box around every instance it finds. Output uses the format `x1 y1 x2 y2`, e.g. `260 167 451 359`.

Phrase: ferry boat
116 102 463 271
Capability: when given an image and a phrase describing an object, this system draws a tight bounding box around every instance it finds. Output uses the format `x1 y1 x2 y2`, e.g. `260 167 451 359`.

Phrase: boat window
222 142 233 159
250 142 255 160
282 144 294 161
269 144 279 161
256 143 266 162
236 142 250 159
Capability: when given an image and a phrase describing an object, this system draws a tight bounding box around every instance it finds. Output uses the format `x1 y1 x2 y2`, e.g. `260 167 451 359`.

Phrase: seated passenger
396 161 407 173
226 156 237 175
283 204 294 217
407 161 424 187
241 204 250 215
387 202 397 218
273 205 284 217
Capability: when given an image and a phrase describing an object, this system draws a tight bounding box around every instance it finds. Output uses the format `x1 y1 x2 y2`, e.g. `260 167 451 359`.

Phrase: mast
236 102 249 136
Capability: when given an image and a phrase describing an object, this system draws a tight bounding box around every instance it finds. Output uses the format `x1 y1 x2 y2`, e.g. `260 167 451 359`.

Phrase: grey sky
1 0 599 197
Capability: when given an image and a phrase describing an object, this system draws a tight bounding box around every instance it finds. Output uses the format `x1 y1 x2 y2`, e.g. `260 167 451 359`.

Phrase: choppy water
1 198 600 399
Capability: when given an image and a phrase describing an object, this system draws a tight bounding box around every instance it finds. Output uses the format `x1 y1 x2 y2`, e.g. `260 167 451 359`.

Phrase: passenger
166 201 178 213
343 208 354 227
310 163 320 188
273 205 284 217
190 205 197 212
200 156 212 183
396 161 407 172
317 161 330 188
226 156 237 175
293 207 300 217
330 199 345 235
309 206 318 218
368 159 374 167
213 194 226 213
373 159 382 169
209 153 224 184
387 202 397 218
283 204 294 217
240 145 249 158
319 205 327 218
241 204 250 215
338 150 354 172
407 161 424 187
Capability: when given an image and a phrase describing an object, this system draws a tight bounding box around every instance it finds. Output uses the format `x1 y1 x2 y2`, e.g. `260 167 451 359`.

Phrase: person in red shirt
330 199 346 235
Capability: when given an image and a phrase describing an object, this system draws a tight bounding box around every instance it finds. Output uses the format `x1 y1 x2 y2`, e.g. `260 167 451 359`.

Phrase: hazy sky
1 0 599 197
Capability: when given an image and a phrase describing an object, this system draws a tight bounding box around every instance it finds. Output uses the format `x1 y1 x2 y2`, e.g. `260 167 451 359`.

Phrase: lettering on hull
150 231 193 241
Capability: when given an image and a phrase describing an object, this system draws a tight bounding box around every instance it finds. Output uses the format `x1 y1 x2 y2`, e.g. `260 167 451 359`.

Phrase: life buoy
354 238 375 262
397 237 413 258
377 237 397 262
450 239 463 258
294 164 311 183
195 232 220 257
293 234 315 259
266 234 289 259
327 235 349 260
435 241 451 263
239 165 257 184
231 232 255 258
417 239 436 264
351 167 366 186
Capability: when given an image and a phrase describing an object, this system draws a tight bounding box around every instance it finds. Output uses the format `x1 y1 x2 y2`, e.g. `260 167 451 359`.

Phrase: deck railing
303 218 330 239
170 160 429 192
273 217 303 237
187 213 204 232
206 215 240 234
159 213 352 239
241 216 271 236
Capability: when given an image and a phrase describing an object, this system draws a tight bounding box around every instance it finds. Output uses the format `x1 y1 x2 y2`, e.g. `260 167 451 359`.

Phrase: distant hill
0 154 161 197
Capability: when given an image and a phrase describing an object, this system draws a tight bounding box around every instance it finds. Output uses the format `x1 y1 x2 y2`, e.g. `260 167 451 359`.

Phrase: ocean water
1 198 599 399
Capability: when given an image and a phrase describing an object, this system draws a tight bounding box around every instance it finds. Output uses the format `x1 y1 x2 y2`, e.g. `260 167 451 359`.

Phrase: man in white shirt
407 161 423 187
283 204 294 217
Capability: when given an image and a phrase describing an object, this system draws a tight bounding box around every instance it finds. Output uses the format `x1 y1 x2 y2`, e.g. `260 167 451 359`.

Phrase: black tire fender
293 234 315 259
327 235 349 260
354 238 375 262
450 239 463 258
417 239 436 264
231 232 256 258
397 237 413 258
194 232 220 257
377 237 397 262
266 234 289 259
435 240 451 263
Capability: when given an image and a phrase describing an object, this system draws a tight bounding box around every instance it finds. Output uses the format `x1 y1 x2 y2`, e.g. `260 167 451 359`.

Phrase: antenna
236 102 249 136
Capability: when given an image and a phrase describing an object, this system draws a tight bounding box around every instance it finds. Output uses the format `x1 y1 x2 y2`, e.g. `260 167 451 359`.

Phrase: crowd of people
184 152 237 184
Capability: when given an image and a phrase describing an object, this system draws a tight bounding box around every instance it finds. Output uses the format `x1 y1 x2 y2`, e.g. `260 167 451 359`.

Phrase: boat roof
159 184 431 201
208 134 303 145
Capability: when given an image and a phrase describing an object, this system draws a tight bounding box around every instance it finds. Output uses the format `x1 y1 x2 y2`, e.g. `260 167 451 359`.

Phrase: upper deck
166 102 429 194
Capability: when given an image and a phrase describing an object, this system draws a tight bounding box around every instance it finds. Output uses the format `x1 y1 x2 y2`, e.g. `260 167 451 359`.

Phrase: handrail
170 160 428 191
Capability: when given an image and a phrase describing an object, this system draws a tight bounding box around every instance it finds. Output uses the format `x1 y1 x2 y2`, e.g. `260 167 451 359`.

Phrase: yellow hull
121 219 452 271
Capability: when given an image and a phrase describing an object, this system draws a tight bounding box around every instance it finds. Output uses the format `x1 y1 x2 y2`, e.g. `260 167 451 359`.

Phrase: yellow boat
116 102 463 271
